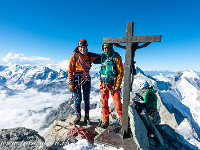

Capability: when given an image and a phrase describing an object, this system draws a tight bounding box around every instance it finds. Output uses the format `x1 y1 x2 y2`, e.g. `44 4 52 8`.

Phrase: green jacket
143 88 157 109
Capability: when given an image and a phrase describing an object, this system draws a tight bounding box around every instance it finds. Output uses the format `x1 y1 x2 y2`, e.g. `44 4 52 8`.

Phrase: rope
67 126 95 143
77 55 90 77
72 55 91 90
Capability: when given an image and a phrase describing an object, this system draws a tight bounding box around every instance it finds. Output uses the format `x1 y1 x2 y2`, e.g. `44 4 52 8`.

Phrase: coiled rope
67 126 95 143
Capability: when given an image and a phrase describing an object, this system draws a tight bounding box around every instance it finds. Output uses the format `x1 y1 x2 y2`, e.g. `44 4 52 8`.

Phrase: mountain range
0 64 200 148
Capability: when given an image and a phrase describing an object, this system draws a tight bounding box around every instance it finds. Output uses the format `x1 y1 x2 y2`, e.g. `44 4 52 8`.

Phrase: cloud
0 52 70 72
57 60 69 71
1 52 54 66
46 60 69 71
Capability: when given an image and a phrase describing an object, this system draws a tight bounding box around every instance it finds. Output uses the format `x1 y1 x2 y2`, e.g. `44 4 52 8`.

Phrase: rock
157 92 179 128
0 127 47 150
40 100 75 130
0 86 13 95
43 105 196 150
128 104 149 150
43 114 104 149
0 76 6 86
139 110 164 147
157 124 194 150
148 138 164 150
43 118 77 149
158 92 200 141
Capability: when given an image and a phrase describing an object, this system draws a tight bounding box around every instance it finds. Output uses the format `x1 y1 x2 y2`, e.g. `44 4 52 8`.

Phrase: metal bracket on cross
103 21 162 138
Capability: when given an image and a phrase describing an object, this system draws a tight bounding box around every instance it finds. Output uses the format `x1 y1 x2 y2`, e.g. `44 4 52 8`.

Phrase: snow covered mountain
0 63 102 135
0 64 68 91
0 63 200 149
133 68 200 148
0 64 71 135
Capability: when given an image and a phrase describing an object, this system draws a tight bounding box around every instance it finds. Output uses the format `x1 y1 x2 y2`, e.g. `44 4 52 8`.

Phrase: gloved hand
69 81 74 92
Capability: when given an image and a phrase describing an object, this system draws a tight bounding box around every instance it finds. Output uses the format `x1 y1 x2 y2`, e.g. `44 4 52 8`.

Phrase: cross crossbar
103 35 161 43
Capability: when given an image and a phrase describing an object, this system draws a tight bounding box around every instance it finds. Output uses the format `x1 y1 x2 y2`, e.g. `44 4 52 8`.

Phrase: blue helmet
143 81 149 89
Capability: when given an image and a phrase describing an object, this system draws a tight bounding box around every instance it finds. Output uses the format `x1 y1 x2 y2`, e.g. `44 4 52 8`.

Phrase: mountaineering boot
74 113 81 124
84 113 91 125
101 122 109 129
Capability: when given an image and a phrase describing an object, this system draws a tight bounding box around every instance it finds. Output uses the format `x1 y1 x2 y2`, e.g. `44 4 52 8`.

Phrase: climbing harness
73 55 91 89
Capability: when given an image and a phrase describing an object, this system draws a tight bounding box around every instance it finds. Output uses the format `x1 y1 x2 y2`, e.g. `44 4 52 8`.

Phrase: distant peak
181 70 199 79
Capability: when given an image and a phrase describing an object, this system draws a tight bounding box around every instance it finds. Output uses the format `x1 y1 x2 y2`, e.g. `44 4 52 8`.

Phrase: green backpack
100 52 119 84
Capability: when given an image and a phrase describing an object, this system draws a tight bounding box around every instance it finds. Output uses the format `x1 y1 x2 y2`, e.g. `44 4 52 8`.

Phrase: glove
69 81 74 92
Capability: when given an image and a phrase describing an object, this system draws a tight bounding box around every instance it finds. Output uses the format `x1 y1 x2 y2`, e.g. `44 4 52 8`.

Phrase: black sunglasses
102 46 111 49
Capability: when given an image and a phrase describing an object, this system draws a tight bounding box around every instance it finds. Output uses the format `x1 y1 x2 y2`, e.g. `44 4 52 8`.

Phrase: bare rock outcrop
0 127 47 150
157 92 179 128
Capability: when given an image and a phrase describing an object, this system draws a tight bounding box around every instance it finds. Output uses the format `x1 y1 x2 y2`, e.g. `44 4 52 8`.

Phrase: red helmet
78 39 88 47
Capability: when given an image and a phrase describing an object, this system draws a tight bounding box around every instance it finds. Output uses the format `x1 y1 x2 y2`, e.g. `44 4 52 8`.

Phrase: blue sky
0 0 200 71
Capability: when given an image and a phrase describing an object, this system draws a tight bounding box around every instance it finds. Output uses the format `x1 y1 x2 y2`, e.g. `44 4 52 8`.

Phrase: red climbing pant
100 81 122 123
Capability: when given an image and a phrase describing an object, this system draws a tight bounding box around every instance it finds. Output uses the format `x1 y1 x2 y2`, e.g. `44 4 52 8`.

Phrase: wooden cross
103 21 161 138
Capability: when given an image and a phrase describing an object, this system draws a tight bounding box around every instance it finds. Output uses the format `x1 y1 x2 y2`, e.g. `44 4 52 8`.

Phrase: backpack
100 52 119 84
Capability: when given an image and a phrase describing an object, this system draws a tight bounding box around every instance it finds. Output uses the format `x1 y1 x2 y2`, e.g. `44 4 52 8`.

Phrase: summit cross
103 21 162 138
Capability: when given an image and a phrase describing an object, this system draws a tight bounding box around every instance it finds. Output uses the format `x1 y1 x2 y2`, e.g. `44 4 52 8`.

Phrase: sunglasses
102 46 111 49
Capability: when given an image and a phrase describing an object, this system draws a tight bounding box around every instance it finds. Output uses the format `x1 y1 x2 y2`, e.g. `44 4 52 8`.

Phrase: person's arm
89 52 101 64
68 54 76 91
115 55 124 90
135 93 144 101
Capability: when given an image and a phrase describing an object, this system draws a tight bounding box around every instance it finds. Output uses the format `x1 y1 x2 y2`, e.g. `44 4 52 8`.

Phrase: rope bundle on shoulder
77 55 91 77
